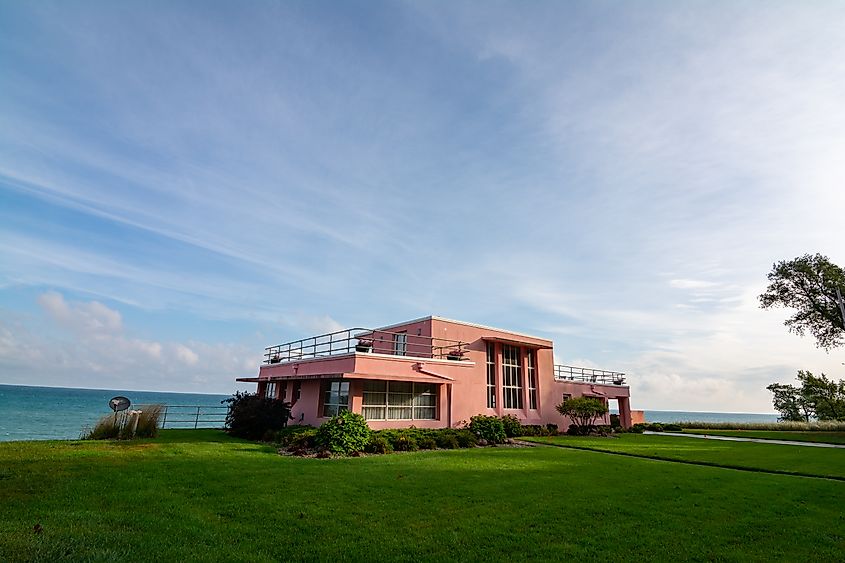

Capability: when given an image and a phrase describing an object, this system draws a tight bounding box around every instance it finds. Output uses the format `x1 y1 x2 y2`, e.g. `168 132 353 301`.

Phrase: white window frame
394 332 408 356
486 342 496 408
502 344 523 409
322 380 350 417
527 349 537 410
265 382 277 399
362 380 437 420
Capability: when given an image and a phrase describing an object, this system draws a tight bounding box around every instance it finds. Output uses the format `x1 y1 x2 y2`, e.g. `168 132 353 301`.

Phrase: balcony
263 327 470 365
554 364 626 385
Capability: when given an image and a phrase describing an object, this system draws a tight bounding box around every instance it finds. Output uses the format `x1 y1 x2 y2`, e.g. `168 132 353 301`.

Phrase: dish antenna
109 396 131 412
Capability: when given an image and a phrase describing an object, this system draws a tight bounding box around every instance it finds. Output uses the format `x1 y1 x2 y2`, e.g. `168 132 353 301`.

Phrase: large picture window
502 345 523 409
322 380 350 417
527 349 537 410
486 342 496 408
362 380 437 420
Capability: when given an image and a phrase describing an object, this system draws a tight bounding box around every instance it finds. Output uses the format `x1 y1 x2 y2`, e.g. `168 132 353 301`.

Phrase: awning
481 336 553 348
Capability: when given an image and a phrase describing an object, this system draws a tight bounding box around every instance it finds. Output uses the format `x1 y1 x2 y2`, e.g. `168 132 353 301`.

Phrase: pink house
237 316 633 431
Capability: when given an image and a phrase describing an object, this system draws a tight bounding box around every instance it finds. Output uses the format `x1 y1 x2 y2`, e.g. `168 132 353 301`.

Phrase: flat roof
375 315 552 343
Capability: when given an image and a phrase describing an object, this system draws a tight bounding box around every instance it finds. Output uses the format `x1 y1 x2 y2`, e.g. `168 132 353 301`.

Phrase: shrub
288 429 318 451
316 411 371 454
453 429 478 448
365 435 393 454
610 414 621 427
555 397 609 435
82 405 164 440
629 424 645 433
274 425 317 446
500 415 522 438
469 415 506 444
597 425 612 435
392 432 419 452
435 432 460 449
648 423 664 432
545 423 559 435
567 424 596 436
664 423 683 432
417 436 438 450
224 392 292 441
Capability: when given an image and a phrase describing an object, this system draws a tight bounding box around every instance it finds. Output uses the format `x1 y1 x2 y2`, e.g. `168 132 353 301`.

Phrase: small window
322 380 350 417
265 382 277 399
293 381 301 401
394 332 408 356
527 349 537 410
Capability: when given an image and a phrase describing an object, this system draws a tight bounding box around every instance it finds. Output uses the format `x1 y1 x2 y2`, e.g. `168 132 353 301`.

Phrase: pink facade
238 316 633 431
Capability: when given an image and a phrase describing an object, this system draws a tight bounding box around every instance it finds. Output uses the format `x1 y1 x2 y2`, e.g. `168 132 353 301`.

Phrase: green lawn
681 429 845 445
523 433 845 479
1 430 843 561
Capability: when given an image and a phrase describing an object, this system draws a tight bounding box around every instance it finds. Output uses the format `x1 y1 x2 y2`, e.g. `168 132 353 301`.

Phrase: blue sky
2 1 844 411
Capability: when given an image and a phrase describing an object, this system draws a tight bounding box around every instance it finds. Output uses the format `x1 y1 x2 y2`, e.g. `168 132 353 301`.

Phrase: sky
1 1 845 412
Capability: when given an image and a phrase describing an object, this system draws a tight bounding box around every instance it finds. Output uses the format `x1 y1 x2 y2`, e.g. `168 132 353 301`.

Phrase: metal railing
159 405 228 429
554 365 626 385
263 327 470 365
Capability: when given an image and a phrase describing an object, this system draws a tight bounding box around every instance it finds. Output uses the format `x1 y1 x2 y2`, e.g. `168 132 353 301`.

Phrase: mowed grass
0 430 843 562
524 434 845 479
682 429 845 445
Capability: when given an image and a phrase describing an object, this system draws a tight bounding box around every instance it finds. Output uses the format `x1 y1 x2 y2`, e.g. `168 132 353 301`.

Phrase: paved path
644 431 845 449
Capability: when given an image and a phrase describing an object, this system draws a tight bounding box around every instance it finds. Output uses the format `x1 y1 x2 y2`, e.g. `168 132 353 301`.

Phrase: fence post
195 406 200 429
161 406 168 429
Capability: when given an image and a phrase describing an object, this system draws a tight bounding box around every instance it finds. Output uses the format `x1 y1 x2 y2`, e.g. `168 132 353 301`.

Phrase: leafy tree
767 371 845 422
223 392 292 440
555 397 608 435
759 253 845 350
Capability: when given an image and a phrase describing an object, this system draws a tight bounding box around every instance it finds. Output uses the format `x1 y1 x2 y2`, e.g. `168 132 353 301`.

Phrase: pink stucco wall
252 316 632 431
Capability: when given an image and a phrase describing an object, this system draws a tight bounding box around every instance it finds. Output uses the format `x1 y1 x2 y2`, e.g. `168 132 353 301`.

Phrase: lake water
0 384 230 441
0 384 779 441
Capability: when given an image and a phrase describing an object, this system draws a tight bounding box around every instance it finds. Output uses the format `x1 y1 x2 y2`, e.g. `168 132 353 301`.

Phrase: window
486 342 496 408
502 345 523 409
527 349 537 410
394 332 408 356
362 380 437 420
293 381 301 402
264 382 277 399
562 393 572 403
322 380 349 417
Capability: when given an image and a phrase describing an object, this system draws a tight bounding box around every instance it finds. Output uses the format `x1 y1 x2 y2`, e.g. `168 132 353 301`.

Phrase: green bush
500 415 522 438
393 432 419 451
316 411 371 454
610 414 621 427
631 423 648 433
545 423 559 435
664 424 683 432
469 415 506 444
417 436 438 450
648 423 664 432
453 429 478 448
273 425 316 446
435 432 460 449
555 397 609 435
288 429 318 451
365 435 393 454
224 391 292 441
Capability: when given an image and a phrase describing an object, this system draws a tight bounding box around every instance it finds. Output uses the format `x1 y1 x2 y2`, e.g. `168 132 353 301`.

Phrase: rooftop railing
554 364 626 385
264 327 470 365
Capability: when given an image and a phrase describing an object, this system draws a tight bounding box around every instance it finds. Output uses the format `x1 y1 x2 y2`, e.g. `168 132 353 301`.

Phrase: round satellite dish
109 396 131 412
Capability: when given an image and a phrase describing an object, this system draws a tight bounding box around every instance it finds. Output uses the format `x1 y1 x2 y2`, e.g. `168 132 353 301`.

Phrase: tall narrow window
265 382 277 399
527 349 537 410
394 332 408 356
502 345 523 409
322 380 349 417
486 342 496 408
293 381 301 402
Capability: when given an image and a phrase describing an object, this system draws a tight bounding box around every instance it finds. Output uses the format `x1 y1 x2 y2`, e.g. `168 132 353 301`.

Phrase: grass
682 429 845 444
0 430 843 561
523 434 845 479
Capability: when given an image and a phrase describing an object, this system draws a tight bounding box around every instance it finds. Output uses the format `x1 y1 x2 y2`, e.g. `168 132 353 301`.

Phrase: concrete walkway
644 431 845 449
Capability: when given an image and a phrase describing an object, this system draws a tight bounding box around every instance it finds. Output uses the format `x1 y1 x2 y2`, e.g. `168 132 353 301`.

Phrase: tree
555 397 609 434
767 371 845 422
759 253 845 350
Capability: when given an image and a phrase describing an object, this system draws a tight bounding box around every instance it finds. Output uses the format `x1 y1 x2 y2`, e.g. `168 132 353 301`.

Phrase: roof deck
554 364 626 385
263 327 470 365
